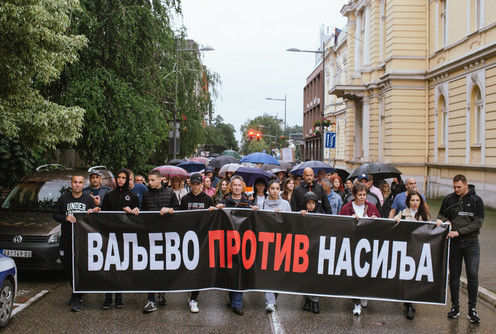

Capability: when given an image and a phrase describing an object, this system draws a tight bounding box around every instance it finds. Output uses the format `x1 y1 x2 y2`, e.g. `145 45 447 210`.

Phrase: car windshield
1 181 71 211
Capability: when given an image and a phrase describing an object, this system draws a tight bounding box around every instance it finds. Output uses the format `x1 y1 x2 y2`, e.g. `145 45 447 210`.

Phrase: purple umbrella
233 167 272 187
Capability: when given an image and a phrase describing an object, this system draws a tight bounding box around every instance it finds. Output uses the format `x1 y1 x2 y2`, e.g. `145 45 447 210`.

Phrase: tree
205 115 239 153
0 0 88 149
42 0 219 172
240 114 285 154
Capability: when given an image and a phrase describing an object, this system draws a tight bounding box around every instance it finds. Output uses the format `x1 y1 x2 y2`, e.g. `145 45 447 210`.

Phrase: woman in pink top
203 176 216 197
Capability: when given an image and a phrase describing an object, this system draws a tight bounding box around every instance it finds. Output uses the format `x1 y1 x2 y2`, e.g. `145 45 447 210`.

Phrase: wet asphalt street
4 271 496 334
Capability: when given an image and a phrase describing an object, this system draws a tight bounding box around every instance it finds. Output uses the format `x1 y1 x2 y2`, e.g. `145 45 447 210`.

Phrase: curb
460 276 496 308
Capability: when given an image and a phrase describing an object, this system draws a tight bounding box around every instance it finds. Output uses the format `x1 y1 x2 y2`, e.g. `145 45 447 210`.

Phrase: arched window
437 95 447 146
470 86 483 145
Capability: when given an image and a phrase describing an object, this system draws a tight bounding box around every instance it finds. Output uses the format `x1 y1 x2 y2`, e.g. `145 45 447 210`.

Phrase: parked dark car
0 165 114 270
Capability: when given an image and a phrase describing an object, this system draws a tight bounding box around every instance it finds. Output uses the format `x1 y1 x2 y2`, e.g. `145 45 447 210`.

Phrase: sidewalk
429 199 496 307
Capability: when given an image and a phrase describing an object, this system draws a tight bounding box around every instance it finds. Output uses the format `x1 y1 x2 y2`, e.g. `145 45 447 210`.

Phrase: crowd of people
53 164 484 324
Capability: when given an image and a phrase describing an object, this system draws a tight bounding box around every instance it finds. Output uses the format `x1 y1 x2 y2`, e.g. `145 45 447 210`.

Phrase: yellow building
325 0 496 205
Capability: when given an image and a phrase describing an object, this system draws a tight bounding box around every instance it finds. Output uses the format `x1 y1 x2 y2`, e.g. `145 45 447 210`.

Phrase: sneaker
189 299 199 313
447 305 460 319
115 297 124 308
143 301 158 313
102 297 112 310
71 299 82 312
68 296 77 306
468 308 480 323
360 299 368 308
265 303 275 313
158 293 167 306
353 304 362 316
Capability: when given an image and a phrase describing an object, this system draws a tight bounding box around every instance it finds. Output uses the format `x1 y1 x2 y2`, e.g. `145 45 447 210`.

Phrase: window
470 0 483 32
437 95 447 146
441 0 447 47
470 86 483 145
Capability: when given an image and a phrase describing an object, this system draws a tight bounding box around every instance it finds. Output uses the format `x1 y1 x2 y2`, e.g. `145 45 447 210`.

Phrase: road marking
268 309 285 334
12 290 50 316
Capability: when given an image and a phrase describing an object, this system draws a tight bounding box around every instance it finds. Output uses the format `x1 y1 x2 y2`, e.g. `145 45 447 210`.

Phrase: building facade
320 0 496 205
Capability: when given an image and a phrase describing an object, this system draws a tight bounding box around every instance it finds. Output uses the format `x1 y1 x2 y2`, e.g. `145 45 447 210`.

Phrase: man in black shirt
291 167 331 213
101 168 139 310
437 174 484 323
53 175 100 312
179 173 214 313
141 170 179 313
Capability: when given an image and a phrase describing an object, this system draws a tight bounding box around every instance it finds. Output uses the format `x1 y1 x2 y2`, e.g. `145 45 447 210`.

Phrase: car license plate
1 249 32 258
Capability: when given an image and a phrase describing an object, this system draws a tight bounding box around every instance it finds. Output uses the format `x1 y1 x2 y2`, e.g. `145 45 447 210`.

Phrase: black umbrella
348 162 402 180
335 168 350 182
289 160 336 176
209 155 238 168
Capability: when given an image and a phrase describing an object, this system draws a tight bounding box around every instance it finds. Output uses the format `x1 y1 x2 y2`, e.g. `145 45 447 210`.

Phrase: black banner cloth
73 209 449 304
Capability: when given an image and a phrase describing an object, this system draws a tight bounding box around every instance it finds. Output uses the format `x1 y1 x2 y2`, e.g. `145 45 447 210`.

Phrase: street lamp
265 95 287 136
287 43 326 161
173 41 214 159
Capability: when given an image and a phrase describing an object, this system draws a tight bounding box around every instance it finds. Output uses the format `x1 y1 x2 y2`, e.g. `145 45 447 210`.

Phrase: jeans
228 292 243 308
449 239 480 309
265 292 278 305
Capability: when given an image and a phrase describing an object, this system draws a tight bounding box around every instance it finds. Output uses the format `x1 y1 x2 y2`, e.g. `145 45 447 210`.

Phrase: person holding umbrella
290 168 331 214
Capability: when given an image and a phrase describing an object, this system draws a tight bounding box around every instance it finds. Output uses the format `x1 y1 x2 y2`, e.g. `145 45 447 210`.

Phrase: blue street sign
325 132 336 148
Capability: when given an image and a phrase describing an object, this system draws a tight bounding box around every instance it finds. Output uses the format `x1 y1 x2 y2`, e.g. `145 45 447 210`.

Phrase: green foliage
0 135 47 187
204 115 239 153
0 0 88 149
41 0 219 172
240 114 286 154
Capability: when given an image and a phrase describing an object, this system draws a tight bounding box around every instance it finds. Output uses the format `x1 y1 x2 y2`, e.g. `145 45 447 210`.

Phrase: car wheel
0 279 14 328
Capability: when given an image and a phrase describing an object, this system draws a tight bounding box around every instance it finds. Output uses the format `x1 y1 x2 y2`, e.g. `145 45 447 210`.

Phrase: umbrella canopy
335 168 350 182
239 152 280 165
220 150 242 159
190 157 210 166
219 163 242 177
233 167 272 187
177 161 206 173
348 162 402 180
289 160 336 176
153 165 189 179
168 158 186 166
209 155 238 168
208 153 220 158
269 167 288 175
260 161 291 171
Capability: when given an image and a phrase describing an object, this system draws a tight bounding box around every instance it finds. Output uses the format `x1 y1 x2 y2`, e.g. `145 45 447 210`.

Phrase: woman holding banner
339 182 380 316
261 180 291 313
394 190 430 320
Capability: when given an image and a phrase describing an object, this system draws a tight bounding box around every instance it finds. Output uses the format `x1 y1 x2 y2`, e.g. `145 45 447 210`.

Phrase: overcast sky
179 0 348 143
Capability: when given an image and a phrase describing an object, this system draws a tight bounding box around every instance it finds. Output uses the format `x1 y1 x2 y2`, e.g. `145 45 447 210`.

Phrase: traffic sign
325 132 336 148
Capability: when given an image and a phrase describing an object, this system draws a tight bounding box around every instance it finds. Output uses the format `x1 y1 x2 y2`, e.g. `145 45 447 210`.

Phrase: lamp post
173 41 214 159
287 42 326 161
265 95 287 136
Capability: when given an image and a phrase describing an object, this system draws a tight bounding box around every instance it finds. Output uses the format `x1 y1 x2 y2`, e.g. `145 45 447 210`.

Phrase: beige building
321 0 496 206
